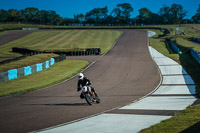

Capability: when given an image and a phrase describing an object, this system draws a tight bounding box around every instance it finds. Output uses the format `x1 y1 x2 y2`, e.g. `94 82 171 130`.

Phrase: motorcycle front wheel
85 93 93 105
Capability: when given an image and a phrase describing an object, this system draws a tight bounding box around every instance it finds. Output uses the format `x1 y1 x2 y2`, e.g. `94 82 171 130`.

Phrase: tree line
0 7 64 25
0 3 200 26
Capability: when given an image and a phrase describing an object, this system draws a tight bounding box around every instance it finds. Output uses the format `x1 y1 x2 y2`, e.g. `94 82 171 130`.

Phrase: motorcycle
81 86 101 105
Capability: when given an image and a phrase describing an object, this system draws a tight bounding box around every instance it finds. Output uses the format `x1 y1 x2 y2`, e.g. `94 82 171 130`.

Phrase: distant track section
0 30 33 46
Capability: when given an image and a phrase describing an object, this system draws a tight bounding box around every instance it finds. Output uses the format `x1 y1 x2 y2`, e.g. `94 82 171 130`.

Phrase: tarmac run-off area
37 32 197 133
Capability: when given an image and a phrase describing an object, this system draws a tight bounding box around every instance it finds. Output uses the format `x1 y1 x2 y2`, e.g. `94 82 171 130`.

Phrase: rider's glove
77 88 81 92
86 81 91 85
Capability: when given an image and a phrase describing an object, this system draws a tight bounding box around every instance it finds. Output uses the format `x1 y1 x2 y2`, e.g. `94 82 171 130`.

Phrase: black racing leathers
77 77 91 91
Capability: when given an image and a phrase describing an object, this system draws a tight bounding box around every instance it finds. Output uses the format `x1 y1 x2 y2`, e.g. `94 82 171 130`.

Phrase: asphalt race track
0 30 160 133
0 30 33 46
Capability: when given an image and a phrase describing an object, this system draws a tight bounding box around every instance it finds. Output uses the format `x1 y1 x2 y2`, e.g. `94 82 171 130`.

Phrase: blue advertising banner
8 69 17 80
36 63 43 72
51 58 55 66
24 66 32 76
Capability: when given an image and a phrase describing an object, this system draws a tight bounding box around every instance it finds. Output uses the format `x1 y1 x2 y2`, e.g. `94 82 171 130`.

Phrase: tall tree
117 3 133 24
137 8 161 25
79 13 85 23
0 9 8 22
17 10 26 22
24 7 39 22
8 9 18 21
192 4 200 23
74 13 85 23
37 10 49 24
48 10 61 25
170 4 187 24
159 4 187 24
159 4 171 24
111 8 122 24
85 6 108 24
137 8 151 24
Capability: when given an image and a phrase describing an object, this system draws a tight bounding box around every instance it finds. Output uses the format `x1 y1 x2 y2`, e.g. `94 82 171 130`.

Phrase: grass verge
0 59 89 97
140 104 200 133
0 30 9 36
0 54 58 72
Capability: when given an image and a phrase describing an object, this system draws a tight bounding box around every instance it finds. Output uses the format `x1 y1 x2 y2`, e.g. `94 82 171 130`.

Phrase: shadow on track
23 103 88 106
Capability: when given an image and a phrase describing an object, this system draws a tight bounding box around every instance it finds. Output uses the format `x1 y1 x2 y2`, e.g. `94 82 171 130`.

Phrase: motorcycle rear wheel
94 92 101 103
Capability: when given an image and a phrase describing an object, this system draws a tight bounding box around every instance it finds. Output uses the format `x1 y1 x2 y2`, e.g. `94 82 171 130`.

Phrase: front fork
88 86 95 97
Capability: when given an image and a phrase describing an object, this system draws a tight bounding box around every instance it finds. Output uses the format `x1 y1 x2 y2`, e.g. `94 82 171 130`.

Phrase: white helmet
77 73 84 79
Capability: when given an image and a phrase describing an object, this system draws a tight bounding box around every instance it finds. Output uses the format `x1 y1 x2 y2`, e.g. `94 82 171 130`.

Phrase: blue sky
0 0 199 19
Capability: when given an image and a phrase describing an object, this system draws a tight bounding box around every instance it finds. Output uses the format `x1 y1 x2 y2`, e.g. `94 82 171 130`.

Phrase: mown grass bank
0 54 58 72
140 104 200 133
0 59 89 97
0 30 8 35
0 30 122 57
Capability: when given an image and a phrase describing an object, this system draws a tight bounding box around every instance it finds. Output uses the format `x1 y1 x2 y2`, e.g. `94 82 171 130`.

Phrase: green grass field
0 30 8 36
0 59 89 97
0 30 122 57
176 38 200 52
140 104 200 133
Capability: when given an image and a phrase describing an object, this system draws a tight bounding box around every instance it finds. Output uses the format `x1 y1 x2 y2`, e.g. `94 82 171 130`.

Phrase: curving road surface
0 30 160 133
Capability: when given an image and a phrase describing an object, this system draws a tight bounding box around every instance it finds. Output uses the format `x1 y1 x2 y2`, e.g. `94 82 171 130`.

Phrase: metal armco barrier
168 38 180 54
22 28 39 31
192 37 200 44
0 54 66 83
190 48 200 64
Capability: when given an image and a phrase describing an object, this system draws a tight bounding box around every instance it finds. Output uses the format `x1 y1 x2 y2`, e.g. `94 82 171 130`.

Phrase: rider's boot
92 91 95 97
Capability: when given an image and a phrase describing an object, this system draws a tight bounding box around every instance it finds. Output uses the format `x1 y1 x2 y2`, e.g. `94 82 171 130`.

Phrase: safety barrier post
190 48 200 64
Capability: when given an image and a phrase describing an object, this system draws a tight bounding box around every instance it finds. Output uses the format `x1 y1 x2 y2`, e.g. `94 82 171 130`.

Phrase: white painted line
120 96 196 110
152 85 196 95
38 114 171 133
158 65 187 75
163 75 195 85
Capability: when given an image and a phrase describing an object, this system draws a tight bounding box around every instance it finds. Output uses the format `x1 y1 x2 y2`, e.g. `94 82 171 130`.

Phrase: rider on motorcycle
77 73 95 99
